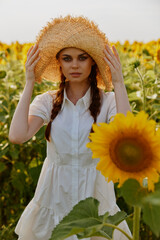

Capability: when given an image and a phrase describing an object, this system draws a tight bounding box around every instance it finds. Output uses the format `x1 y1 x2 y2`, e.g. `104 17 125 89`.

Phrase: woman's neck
66 82 90 105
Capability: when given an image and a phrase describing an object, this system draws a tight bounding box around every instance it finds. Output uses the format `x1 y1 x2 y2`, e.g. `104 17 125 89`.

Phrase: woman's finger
27 44 38 62
31 55 41 68
105 44 114 57
104 47 118 68
27 48 40 66
29 44 38 57
103 55 113 71
112 45 121 63
27 46 33 56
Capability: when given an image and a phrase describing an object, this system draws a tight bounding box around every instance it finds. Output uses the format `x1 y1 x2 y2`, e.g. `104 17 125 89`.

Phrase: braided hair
89 65 101 132
45 73 66 141
45 64 101 141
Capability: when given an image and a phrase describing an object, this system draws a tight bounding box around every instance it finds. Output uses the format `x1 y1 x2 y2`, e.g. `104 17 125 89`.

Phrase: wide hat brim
35 15 113 91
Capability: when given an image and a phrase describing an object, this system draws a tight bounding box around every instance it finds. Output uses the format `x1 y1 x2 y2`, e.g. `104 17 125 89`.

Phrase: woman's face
58 47 95 84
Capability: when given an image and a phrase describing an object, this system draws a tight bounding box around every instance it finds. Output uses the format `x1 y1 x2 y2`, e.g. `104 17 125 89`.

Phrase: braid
89 65 101 132
45 73 66 141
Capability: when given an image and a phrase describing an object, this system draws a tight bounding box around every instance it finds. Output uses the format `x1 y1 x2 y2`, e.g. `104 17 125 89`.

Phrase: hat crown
35 15 112 91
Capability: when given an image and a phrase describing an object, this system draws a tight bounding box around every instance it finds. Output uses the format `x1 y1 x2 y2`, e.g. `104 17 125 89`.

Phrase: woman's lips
70 73 82 77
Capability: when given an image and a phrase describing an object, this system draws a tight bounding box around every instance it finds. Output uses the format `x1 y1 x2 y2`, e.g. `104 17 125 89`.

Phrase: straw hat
35 15 112 91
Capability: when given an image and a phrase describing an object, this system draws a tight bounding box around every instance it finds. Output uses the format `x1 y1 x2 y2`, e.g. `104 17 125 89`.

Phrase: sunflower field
0 40 160 240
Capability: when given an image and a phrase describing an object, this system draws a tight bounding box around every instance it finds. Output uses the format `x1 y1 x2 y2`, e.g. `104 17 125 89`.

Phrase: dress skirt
15 143 131 240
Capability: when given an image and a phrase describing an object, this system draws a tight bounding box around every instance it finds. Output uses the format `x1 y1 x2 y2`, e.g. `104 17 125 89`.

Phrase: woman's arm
103 43 131 115
9 44 43 144
9 82 44 144
113 81 131 115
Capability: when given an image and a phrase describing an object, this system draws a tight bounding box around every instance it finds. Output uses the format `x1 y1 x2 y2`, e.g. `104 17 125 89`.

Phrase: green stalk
133 206 141 240
103 222 133 240
135 67 146 112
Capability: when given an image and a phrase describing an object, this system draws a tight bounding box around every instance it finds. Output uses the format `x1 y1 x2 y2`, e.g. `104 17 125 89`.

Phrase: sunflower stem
133 206 141 240
103 222 133 240
135 67 146 112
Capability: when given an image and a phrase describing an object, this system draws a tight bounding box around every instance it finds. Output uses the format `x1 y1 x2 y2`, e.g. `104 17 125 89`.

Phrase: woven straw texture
35 15 112 91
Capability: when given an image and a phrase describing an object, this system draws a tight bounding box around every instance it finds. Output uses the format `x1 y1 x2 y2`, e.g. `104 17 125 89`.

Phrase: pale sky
0 0 159 44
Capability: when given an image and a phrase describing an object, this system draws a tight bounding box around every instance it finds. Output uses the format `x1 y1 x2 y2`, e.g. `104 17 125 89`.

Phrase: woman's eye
62 56 88 61
79 56 88 60
63 57 71 61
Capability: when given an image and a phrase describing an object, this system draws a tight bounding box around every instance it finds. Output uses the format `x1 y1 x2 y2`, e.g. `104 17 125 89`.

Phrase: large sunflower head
87 111 160 191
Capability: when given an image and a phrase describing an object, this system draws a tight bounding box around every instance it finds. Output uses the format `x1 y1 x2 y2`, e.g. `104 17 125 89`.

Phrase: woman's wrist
24 80 35 94
113 79 126 90
25 79 35 87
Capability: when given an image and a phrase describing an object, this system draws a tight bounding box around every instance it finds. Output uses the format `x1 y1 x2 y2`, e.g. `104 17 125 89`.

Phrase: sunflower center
110 137 151 172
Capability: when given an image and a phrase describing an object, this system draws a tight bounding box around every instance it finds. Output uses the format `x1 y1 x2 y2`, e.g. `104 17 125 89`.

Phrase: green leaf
121 180 160 236
143 202 160 237
128 91 142 101
142 49 150 56
152 104 160 111
143 191 160 206
145 70 155 80
0 162 7 173
0 71 6 79
50 198 100 240
77 211 127 239
121 179 148 206
11 166 26 193
50 197 127 240
29 165 42 186
154 180 160 191
9 149 19 159
0 113 6 123
129 60 140 69
0 144 9 157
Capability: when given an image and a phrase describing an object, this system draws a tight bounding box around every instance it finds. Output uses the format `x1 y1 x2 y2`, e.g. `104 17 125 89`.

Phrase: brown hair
45 64 101 141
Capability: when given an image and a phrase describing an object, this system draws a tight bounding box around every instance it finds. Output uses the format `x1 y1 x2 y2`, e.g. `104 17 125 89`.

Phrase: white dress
15 87 131 240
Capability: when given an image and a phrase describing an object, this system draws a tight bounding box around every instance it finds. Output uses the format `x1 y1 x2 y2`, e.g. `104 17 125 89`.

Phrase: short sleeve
29 92 53 125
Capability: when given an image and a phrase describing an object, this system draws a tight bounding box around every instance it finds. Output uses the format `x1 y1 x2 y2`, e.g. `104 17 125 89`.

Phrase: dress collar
61 87 91 111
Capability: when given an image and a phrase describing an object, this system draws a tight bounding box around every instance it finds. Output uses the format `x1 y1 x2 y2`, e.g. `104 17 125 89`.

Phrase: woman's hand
103 43 124 86
104 43 131 115
25 44 40 84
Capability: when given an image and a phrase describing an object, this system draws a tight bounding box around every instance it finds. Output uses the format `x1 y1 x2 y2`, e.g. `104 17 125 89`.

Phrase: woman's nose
72 59 79 68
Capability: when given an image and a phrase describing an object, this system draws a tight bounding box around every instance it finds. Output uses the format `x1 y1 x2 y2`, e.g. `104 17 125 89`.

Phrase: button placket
71 105 79 207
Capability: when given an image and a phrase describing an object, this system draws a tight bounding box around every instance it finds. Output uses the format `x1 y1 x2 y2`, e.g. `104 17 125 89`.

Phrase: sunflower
156 48 160 63
87 111 160 191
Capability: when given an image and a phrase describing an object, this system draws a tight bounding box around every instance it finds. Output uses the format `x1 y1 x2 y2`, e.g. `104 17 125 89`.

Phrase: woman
9 15 131 240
